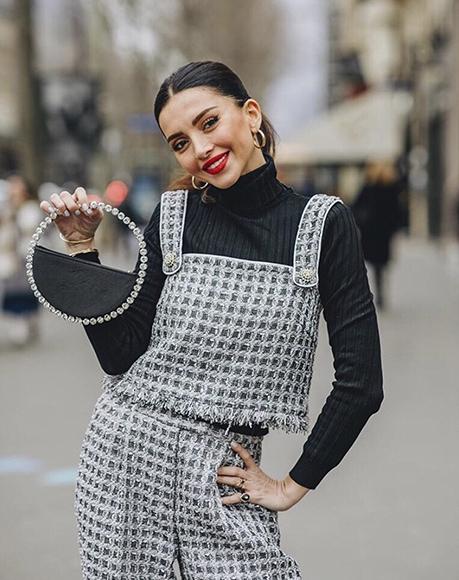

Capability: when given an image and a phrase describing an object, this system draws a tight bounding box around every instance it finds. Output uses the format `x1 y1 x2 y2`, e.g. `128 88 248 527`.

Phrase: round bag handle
25 200 147 325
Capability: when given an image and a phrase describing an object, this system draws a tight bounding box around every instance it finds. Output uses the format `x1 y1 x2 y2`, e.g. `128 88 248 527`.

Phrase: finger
60 191 81 214
89 204 104 221
230 441 257 469
216 475 247 488
221 493 242 506
40 200 58 216
74 186 90 214
217 465 246 479
50 193 69 216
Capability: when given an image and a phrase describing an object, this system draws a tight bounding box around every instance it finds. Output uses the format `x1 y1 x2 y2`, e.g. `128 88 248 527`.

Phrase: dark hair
154 61 277 203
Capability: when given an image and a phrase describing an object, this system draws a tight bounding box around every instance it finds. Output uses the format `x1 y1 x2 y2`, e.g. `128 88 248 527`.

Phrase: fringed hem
104 382 310 435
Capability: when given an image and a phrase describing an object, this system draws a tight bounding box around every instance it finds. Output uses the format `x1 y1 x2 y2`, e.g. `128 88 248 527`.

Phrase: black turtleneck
81 155 383 490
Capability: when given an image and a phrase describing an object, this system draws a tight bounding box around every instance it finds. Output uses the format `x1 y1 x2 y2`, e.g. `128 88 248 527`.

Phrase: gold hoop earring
253 129 267 149
191 175 208 190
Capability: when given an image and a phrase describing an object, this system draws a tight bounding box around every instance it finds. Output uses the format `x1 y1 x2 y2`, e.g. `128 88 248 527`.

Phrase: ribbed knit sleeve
288 202 384 489
80 202 166 375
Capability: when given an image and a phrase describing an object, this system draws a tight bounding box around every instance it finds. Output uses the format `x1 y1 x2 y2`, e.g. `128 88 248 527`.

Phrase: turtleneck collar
207 154 285 215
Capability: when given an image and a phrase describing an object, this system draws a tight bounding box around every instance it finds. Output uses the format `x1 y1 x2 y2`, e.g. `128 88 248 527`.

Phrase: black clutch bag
25 201 147 325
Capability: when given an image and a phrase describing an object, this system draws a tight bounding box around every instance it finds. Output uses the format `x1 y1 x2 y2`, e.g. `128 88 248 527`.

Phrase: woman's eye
203 116 218 130
172 140 187 152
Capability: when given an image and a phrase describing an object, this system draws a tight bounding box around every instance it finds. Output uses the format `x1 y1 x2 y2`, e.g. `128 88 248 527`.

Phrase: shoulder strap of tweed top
159 189 188 275
292 193 344 288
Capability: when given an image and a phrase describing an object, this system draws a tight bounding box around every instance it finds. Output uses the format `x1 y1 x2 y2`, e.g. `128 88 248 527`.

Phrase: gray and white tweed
76 190 342 578
104 190 342 435
75 389 303 578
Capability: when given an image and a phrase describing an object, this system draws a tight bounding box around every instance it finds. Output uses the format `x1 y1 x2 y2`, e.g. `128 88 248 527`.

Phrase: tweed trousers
75 388 303 579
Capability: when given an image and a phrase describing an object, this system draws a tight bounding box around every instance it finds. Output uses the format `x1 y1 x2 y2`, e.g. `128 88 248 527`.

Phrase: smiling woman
40 60 383 579
154 61 277 200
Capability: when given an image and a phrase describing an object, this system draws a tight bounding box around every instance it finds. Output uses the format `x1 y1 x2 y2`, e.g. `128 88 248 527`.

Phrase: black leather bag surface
32 245 137 319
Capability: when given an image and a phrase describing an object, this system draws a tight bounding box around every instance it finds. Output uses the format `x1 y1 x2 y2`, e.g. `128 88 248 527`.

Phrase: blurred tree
15 0 44 188
94 0 282 100
85 0 282 185
163 0 282 99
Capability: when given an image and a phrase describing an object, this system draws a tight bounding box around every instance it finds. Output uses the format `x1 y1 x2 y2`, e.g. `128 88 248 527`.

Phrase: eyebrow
166 106 218 143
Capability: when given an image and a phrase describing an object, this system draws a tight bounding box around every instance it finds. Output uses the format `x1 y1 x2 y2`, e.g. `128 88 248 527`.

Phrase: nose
192 136 213 160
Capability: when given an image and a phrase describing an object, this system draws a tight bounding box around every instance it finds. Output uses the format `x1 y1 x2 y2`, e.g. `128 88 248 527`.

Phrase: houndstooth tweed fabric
75 388 303 579
104 191 342 435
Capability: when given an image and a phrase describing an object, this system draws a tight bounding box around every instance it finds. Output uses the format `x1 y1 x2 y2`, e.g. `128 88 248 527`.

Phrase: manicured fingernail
86 208 93 215
75 209 81 216
82 203 88 211
231 441 237 448
64 210 70 217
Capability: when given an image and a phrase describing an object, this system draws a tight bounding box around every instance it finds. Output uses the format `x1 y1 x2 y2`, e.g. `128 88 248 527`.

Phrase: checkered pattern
104 191 342 435
75 389 303 579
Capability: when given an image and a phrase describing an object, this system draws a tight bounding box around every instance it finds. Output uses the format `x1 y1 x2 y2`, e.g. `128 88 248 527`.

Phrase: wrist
283 474 311 501
66 241 95 255
69 247 98 257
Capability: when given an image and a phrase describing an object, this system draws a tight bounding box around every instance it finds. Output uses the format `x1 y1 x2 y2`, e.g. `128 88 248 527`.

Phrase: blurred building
0 2 19 175
279 0 459 239
0 0 167 196
329 0 459 238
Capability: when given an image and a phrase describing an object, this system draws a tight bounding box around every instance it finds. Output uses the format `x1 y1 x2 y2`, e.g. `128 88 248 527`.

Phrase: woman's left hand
216 441 310 512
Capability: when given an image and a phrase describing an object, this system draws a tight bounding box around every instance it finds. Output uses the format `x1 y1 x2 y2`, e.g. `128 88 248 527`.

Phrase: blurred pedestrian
39 61 383 578
351 160 404 310
0 175 42 346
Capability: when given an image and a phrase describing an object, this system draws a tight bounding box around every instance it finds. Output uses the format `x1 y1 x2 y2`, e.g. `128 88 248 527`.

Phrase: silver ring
240 492 250 503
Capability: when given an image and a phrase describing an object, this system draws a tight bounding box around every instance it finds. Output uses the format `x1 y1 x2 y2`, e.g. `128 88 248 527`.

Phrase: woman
40 61 383 579
351 160 405 310
0 175 42 346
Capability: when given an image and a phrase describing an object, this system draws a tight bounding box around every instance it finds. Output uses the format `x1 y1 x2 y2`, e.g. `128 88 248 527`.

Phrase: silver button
164 252 176 267
299 267 314 282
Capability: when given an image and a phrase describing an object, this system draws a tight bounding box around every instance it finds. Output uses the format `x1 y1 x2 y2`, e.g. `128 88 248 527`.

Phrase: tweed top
104 190 342 434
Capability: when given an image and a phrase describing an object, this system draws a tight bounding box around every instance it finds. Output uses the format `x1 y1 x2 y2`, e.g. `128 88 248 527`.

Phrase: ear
242 98 263 132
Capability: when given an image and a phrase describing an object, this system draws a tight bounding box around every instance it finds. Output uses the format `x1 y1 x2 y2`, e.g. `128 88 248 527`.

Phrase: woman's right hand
39 186 103 242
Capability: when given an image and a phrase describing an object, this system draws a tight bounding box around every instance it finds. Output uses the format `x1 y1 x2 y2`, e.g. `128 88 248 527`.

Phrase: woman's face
158 87 265 189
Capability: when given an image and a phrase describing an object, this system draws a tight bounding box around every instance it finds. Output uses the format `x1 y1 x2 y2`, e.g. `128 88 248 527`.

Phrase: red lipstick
203 152 229 175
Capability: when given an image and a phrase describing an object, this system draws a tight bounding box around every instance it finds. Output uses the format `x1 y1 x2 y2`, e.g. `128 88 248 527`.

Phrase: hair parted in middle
154 60 277 203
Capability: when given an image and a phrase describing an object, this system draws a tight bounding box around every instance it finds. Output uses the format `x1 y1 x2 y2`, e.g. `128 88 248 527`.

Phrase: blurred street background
1 0 458 578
